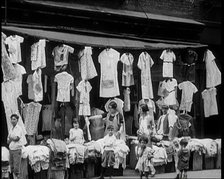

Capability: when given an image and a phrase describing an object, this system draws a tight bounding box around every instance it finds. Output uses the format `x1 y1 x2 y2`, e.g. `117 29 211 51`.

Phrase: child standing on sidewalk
177 138 190 179
135 135 156 179
99 125 116 179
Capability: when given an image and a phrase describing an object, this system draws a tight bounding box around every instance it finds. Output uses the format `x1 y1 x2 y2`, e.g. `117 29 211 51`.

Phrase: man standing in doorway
7 114 25 179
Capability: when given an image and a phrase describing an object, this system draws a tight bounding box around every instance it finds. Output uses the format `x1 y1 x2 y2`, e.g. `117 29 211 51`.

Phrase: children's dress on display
137 52 154 99
98 48 120 97
160 49 176 78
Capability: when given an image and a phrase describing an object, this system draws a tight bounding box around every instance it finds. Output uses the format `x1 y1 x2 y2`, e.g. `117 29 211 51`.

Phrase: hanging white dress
120 53 134 87
79 46 97 80
160 49 176 78
98 48 120 98
203 49 221 88
137 52 154 99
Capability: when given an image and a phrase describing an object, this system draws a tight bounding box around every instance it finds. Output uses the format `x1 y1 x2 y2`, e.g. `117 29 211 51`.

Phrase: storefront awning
2 26 207 49
23 0 204 26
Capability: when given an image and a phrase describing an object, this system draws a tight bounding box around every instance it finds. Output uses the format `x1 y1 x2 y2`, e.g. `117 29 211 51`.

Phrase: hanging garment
182 49 198 81
12 64 26 97
54 71 74 102
1 33 17 81
125 115 133 136
5 35 24 64
58 104 75 136
1 80 27 145
137 52 154 99
203 49 221 88
27 74 35 100
76 80 92 116
78 46 97 80
178 81 198 112
31 39 46 70
32 69 43 102
23 102 42 135
157 112 177 136
160 49 176 78
90 108 105 140
201 88 218 117
98 48 120 97
123 87 131 112
163 78 177 106
52 44 74 71
42 105 53 132
120 53 134 87
134 104 139 128
138 114 155 136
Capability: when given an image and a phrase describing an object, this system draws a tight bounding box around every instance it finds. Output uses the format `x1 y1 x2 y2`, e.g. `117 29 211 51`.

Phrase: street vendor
88 101 124 138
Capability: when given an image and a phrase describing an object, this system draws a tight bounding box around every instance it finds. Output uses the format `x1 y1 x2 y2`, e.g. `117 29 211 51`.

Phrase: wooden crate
203 155 216 170
165 161 175 173
68 164 84 179
192 151 203 171
50 170 65 179
104 165 123 177
155 165 165 174
85 162 95 178
216 150 221 169
20 158 28 179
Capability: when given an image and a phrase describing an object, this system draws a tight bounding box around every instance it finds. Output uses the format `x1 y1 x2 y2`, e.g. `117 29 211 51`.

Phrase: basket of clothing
199 139 218 170
151 145 168 174
84 140 102 178
46 139 69 179
187 138 206 171
1 146 10 179
22 145 50 179
160 141 176 173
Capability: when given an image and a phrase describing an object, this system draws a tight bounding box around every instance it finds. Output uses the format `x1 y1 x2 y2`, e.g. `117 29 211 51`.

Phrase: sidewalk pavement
91 169 221 179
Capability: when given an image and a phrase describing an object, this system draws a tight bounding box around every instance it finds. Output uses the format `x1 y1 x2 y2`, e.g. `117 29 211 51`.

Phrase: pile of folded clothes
1 146 10 178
